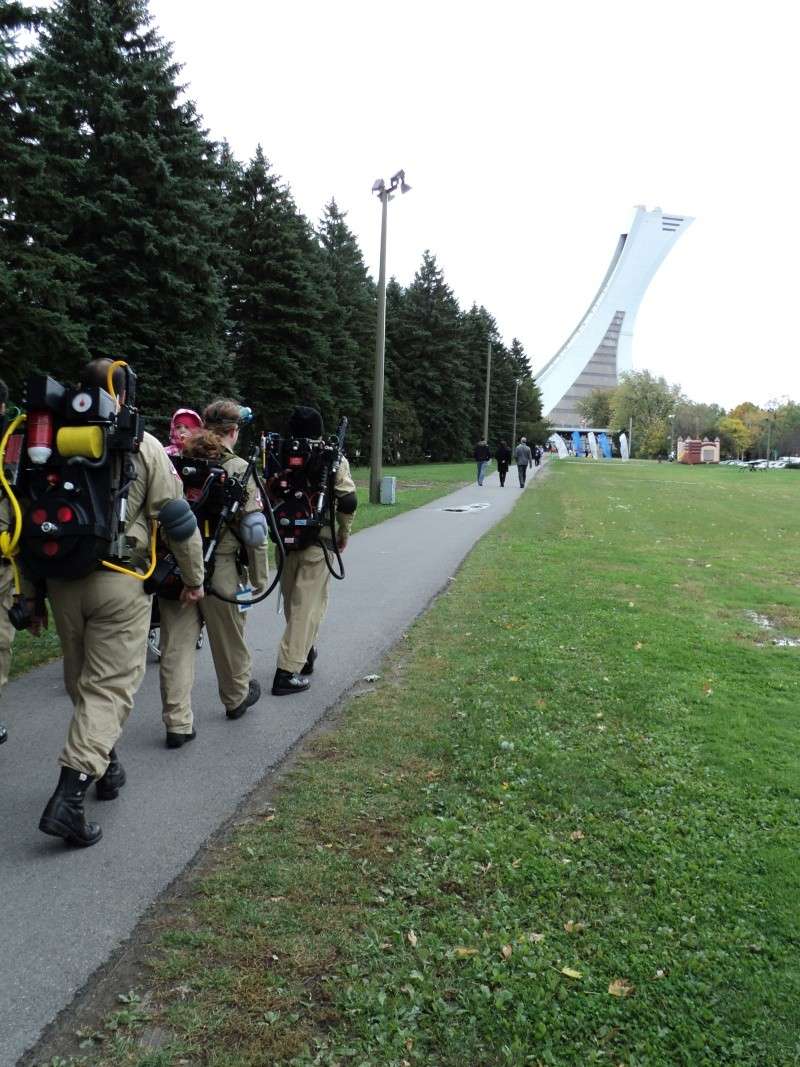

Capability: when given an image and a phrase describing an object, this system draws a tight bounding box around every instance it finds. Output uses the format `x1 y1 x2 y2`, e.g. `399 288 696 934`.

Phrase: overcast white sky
148 0 799 410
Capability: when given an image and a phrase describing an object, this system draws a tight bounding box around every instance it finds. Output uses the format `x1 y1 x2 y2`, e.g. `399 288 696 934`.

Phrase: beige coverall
158 447 269 733
0 497 15 693
277 457 355 674
43 432 205 779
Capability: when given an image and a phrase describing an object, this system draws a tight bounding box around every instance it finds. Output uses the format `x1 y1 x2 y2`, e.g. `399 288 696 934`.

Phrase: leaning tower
535 206 693 429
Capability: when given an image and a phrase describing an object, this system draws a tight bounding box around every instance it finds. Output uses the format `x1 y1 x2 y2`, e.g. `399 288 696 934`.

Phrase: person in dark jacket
473 440 491 485
495 441 512 486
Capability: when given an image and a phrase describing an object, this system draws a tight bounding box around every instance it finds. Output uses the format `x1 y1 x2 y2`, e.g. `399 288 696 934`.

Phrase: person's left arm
333 458 357 552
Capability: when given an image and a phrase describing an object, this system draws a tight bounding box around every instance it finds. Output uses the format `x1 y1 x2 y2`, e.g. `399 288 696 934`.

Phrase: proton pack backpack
11 368 143 581
144 452 253 599
262 433 337 552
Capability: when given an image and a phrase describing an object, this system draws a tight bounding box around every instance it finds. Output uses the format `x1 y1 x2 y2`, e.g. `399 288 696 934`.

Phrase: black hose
319 467 345 580
206 464 285 606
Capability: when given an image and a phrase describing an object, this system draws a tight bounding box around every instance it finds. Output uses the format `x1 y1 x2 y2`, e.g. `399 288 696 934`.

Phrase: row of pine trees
0 0 546 461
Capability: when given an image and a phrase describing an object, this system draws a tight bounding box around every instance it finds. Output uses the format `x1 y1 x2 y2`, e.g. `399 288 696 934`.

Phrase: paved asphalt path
0 464 541 1065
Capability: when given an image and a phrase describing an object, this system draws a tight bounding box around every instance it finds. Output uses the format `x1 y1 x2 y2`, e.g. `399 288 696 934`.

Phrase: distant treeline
0 0 547 461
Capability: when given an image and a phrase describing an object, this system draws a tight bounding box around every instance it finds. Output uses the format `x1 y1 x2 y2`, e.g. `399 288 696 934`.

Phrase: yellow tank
56 425 104 460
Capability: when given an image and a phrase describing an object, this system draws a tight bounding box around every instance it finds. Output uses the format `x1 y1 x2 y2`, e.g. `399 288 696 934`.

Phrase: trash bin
380 475 396 505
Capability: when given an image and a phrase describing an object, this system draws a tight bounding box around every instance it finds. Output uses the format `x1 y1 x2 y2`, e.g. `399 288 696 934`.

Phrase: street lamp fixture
369 168 411 505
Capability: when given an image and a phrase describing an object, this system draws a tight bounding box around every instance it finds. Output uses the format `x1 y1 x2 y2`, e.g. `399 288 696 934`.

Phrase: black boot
301 646 317 676
39 767 102 847
166 728 197 749
0 722 7 745
272 668 310 696
226 679 261 720
95 748 126 800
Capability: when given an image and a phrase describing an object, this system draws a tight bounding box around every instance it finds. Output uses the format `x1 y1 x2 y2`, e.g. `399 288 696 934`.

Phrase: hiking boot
95 748 126 800
301 646 317 676
39 767 102 847
226 679 261 720
166 729 197 749
272 668 310 696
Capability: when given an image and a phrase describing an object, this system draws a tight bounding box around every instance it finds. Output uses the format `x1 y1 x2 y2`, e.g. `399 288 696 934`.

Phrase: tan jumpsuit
277 457 355 674
158 447 269 733
42 432 205 779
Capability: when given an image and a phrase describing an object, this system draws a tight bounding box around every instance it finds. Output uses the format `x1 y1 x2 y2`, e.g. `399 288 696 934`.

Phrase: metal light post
482 342 492 441
511 378 521 446
369 169 411 505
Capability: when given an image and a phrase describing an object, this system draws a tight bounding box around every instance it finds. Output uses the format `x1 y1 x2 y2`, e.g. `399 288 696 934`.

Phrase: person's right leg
202 553 256 717
43 573 150 845
275 547 330 694
158 595 202 740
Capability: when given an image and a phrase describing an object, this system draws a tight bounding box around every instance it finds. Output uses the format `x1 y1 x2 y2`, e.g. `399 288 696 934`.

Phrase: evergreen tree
389 251 470 460
382 278 422 463
0 2 89 392
459 303 501 445
317 199 376 453
225 147 333 431
11 0 230 411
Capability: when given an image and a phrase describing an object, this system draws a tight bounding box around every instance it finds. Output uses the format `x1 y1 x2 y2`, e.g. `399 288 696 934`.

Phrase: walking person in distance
514 436 533 487
495 440 512 487
473 439 491 486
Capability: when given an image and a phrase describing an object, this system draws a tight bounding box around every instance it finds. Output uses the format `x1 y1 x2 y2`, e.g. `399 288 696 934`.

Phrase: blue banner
571 430 583 455
598 432 612 458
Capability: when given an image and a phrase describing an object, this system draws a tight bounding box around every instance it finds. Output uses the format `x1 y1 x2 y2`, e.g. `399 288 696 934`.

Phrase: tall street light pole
511 378 521 446
482 342 492 441
369 169 411 505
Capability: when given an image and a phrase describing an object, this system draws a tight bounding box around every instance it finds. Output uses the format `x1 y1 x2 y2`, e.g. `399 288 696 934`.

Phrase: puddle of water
772 637 800 648
744 610 773 629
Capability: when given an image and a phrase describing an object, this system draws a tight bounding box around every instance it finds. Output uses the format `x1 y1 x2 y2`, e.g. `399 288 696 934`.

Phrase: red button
31 509 47 525
56 506 74 523
43 541 59 557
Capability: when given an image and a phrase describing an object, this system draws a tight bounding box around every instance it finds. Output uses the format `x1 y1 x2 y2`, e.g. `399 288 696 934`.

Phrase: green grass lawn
36 462 800 1066
7 462 476 681
350 461 475 532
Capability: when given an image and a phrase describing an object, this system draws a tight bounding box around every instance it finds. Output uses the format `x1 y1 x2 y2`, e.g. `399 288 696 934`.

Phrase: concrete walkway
0 464 542 1065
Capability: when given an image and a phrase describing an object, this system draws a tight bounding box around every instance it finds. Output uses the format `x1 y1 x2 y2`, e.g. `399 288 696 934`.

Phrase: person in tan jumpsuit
0 378 14 745
27 359 205 847
272 406 357 696
158 399 269 746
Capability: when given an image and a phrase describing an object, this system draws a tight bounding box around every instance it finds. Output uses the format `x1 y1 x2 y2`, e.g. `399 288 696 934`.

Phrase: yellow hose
100 520 158 581
106 359 128 401
0 413 27 594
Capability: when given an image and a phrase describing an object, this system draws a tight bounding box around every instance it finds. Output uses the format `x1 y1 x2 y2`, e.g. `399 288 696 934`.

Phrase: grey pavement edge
0 463 542 1066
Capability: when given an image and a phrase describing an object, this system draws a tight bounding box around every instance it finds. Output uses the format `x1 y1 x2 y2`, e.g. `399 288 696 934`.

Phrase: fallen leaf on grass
511 858 522 868
407 930 418 947
608 978 634 997
561 967 582 979
528 932 545 943
508 676 520 683
563 921 585 934
634 641 643 651
501 944 513 959
569 830 585 842
454 947 478 958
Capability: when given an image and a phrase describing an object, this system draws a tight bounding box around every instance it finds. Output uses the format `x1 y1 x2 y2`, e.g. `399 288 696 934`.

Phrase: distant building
535 206 694 432
677 436 720 464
